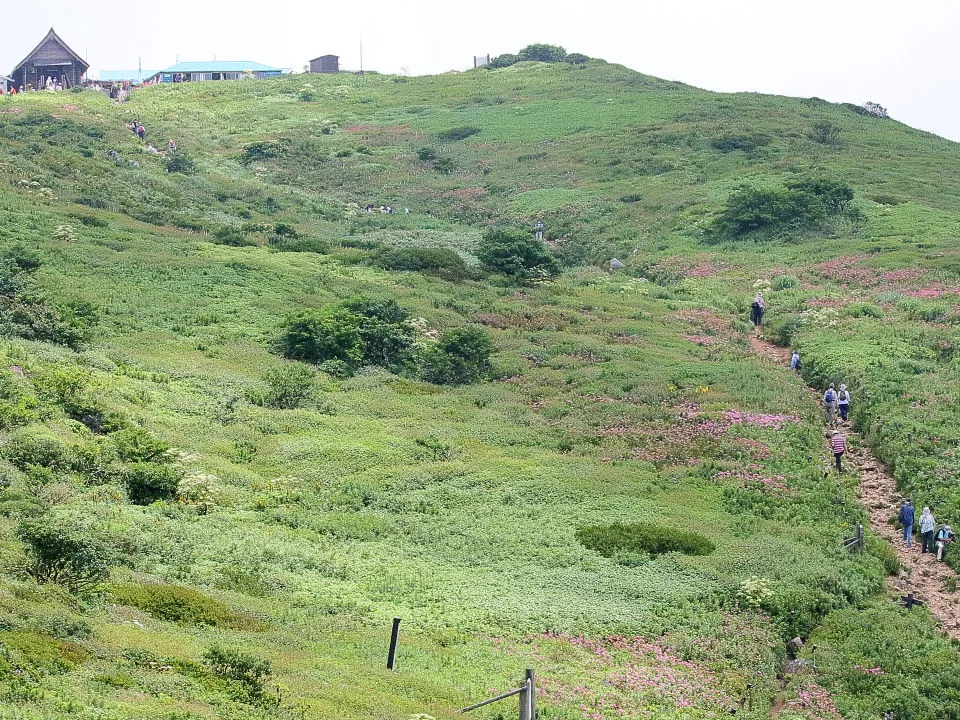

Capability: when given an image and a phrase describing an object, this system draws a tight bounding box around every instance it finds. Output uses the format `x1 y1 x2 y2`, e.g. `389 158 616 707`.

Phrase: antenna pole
360 34 363 76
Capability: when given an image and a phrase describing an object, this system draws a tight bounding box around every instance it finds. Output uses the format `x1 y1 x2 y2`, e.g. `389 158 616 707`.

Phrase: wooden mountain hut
309 55 339 73
11 28 88 90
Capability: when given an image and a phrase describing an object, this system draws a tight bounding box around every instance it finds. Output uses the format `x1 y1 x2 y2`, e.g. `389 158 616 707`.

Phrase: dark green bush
4 430 73 472
710 177 854 238
416 147 437 162
565 53 590 64
276 308 363 366
808 121 842 145
247 365 316 409
486 53 518 69
240 141 282 164
211 226 255 247
112 427 169 463
124 462 182 505
165 153 195 174
374 246 468 278
711 134 771 153
517 44 567 62
18 516 110 592
419 327 493 385
575 522 716 557
433 157 455 174
436 127 481 142
266 235 328 254
477 227 560 282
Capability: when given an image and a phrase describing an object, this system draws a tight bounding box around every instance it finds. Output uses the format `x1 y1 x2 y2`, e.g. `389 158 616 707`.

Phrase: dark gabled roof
12 28 89 73
310 55 339 62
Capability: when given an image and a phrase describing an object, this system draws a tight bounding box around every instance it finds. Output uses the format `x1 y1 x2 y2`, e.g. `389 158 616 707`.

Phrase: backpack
824 389 835 403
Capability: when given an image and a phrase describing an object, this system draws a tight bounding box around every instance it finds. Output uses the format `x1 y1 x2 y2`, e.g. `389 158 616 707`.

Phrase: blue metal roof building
152 61 284 84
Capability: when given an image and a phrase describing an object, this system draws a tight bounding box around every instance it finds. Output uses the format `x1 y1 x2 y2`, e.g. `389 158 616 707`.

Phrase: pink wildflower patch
785 681 842 719
722 410 800 429
500 633 737 719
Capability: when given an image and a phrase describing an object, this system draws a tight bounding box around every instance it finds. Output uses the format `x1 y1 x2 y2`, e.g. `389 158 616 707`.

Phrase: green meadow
0 56 957 719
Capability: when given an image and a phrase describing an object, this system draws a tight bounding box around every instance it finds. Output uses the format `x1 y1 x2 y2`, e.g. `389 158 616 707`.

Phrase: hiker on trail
936 525 955 561
750 293 765 327
829 429 846 472
790 351 802 372
534 219 544 241
920 507 936 553
136 124 146 140
898 499 915 547
168 139 176 153
823 383 838 426
838 384 851 423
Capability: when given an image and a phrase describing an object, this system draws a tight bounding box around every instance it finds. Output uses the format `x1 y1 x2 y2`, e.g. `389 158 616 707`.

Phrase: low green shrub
476 226 560 283
419 327 493 385
575 522 716 557
203 646 272 701
18 516 110 593
374 246 468 278
436 127 481 142
844 302 884 319
109 583 250 627
711 134 771 153
4 430 73 472
771 275 798 290
212 226 255 247
165 153 195 174
486 53 518 69
247 365 316 409
124 462 182 505
112 427 169 463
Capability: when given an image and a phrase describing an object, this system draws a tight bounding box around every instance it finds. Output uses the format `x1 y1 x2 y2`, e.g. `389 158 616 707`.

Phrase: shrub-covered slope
0 60 957 719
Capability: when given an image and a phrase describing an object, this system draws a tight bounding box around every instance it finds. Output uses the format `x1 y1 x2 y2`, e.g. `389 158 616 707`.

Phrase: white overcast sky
3 0 958 141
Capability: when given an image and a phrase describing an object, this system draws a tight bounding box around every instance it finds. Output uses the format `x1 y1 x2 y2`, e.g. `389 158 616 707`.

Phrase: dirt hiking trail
749 336 960 639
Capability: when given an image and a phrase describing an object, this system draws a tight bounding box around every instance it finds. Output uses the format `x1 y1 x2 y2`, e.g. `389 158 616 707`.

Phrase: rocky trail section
748 336 960 639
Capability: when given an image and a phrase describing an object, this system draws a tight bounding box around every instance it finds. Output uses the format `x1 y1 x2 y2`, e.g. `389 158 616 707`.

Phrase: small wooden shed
309 55 339 74
0 75 12 93
11 28 88 90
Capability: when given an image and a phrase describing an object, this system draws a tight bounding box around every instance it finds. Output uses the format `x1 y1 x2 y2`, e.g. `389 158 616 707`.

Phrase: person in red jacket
830 430 846 472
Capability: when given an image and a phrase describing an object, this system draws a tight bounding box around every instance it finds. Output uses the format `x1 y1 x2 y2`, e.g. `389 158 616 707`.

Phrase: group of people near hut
898 500 954 561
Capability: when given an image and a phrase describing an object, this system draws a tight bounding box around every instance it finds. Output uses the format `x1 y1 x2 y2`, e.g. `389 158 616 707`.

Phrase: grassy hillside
0 59 958 719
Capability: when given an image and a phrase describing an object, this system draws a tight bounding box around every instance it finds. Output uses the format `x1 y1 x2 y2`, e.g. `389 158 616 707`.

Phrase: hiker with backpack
920 507 936 553
790 351 801 372
837 384 851 423
750 293 765 327
898 499 915 548
823 383 838 426
936 524 955 561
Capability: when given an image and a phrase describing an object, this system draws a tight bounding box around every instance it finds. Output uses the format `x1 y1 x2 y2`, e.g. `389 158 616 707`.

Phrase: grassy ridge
0 60 956 719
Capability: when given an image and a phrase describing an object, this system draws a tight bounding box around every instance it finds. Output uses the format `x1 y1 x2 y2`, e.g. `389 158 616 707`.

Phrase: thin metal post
526 669 536 719
386 617 401 670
